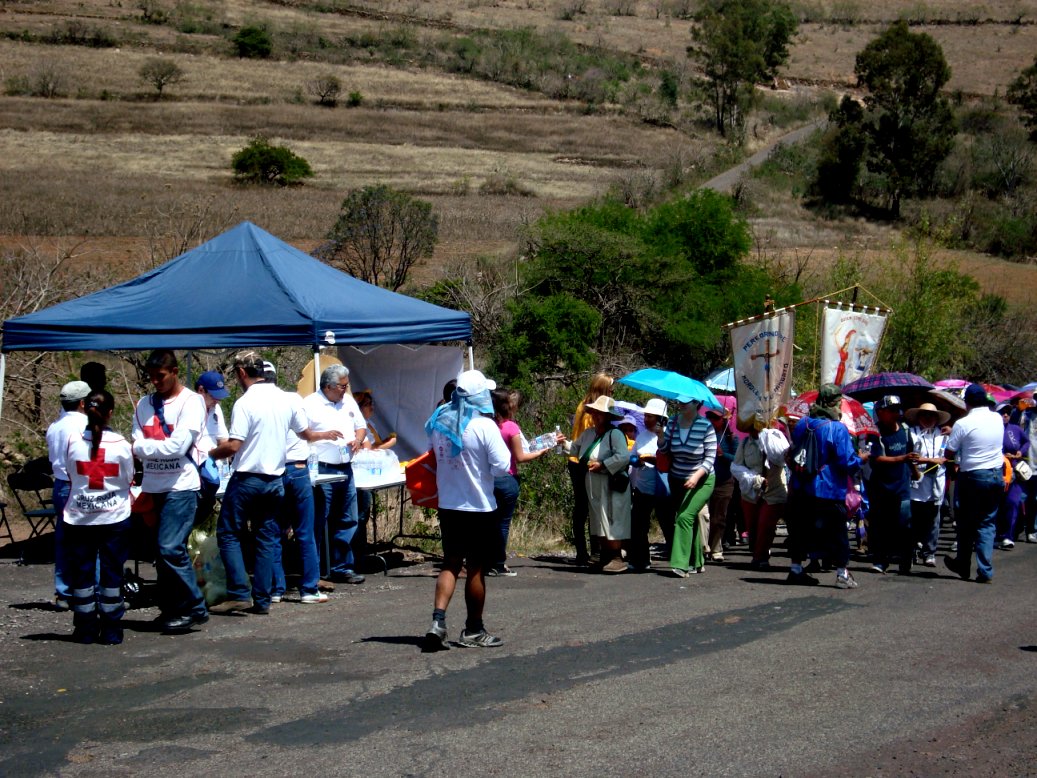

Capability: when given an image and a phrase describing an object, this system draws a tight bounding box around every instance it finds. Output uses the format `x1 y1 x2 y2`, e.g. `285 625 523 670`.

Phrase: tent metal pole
0 353 5 424
313 346 321 395
467 345 474 370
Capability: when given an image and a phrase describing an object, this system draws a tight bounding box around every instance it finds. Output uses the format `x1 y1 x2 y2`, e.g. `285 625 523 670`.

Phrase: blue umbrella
618 368 723 410
704 366 736 393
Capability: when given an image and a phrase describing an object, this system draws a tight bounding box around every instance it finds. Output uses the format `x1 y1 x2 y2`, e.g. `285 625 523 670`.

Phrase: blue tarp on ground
1 221 471 352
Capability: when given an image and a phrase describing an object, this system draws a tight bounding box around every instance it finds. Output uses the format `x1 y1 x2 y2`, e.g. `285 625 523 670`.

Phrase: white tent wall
340 344 465 460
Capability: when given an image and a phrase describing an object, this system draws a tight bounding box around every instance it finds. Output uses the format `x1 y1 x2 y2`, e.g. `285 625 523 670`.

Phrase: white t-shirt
63 429 134 526
946 407 1004 471
909 425 948 503
302 390 366 464
198 403 228 453
284 392 310 462
431 416 511 512
132 387 206 493
630 428 660 494
46 410 87 481
228 382 307 476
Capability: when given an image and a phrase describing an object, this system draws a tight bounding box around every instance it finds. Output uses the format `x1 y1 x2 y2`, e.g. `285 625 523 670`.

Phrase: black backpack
789 420 827 477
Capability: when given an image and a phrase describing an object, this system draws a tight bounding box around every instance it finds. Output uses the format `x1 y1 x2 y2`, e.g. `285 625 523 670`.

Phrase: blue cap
196 371 230 399
963 383 992 407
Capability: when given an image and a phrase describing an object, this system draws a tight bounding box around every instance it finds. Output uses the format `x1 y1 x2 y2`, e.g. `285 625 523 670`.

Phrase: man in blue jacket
787 384 864 589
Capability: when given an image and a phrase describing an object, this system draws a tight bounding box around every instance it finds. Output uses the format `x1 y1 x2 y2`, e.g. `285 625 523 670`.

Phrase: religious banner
727 310 795 432
819 302 889 387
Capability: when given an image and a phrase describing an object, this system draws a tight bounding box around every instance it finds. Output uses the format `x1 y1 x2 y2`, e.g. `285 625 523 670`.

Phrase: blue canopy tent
1 221 471 353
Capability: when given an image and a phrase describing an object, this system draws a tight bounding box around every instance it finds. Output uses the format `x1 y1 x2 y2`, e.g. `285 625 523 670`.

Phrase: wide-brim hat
585 395 624 419
641 398 668 418
905 402 950 427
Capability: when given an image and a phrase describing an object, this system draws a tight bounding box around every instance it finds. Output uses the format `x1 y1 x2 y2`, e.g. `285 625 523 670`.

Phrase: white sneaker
300 592 328 604
1000 538 1015 549
836 573 858 589
1027 533 1037 543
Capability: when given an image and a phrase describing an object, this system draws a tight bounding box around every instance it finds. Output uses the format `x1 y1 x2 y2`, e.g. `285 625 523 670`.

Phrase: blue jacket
789 416 862 500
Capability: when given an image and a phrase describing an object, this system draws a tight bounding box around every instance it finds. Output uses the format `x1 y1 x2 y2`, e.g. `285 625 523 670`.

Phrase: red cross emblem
141 417 174 440
76 448 120 490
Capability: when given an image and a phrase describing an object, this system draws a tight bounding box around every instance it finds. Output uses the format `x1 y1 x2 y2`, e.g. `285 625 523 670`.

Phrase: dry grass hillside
0 0 1035 297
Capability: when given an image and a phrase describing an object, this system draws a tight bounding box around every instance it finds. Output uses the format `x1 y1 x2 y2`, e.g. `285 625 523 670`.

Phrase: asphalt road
1 531 1035 777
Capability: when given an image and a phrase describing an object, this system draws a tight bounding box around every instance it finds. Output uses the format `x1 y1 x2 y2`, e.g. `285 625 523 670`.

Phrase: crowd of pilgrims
41 352 1029 646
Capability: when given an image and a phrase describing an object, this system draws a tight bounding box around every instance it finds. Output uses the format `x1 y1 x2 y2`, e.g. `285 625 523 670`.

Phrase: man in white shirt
943 383 1005 583
210 351 340 614
132 349 208 633
302 364 368 585
46 380 91 610
423 370 511 650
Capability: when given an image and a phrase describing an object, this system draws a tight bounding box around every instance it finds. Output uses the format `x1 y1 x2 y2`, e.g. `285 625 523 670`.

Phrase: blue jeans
280 465 320 595
153 490 206 618
492 474 520 568
52 479 71 598
955 467 1003 580
64 519 130 630
217 473 284 608
314 463 358 577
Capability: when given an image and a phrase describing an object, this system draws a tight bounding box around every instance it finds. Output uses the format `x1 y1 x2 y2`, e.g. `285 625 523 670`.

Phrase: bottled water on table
308 451 319 485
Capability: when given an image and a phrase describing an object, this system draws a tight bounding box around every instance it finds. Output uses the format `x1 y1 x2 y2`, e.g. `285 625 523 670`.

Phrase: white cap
456 369 496 396
642 398 668 417
60 381 91 402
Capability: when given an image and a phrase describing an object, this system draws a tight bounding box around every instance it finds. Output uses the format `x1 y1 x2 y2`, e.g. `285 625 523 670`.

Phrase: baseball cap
262 360 277 382
875 394 903 411
964 383 992 407
456 369 496 396
196 371 230 399
60 381 91 402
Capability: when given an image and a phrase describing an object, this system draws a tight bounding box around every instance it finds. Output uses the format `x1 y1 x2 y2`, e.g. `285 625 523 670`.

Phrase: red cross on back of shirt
76 448 120 490
141 417 174 440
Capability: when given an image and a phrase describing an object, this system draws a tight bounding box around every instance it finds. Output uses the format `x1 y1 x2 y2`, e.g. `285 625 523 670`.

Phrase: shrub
307 73 341 107
138 58 185 98
230 137 314 186
346 90 364 108
233 25 273 59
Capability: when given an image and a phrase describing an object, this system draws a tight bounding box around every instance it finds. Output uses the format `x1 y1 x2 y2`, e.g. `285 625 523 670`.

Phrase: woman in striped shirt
658 398 717 577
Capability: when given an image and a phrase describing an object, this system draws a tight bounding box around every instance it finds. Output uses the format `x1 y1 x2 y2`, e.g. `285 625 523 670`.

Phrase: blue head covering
425 370 495 456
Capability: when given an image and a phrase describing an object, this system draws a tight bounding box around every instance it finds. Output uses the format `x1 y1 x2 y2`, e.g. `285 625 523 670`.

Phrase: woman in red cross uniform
62 389 134 645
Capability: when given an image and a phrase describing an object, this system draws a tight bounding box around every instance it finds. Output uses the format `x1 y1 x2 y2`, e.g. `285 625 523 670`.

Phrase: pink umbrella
785 391 879 437
700 394 748 439
934 378 969 389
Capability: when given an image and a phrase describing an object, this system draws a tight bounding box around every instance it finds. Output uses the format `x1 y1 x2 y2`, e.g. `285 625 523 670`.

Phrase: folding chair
7 470 58 540
0 501 14 548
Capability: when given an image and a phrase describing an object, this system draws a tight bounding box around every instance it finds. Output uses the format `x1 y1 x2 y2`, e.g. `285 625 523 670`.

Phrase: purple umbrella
841 371 934 404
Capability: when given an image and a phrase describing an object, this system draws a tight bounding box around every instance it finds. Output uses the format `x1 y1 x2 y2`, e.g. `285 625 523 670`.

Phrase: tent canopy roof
1 221 471 352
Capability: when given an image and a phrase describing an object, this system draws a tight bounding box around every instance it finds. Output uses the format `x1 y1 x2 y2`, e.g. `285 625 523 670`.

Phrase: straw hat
905 402 950 427
584 395 624 419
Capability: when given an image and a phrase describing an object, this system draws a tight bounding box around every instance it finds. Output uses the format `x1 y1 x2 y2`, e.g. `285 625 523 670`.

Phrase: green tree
810 96 866 204
1007 54 1037 141
491 294 602 382
233 25 272 58
138 57 185 98
687 0 797 136
854 20 956 216
320 185 438 291
230 136 313 186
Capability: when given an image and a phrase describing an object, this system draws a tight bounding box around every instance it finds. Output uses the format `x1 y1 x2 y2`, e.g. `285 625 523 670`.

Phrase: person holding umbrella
866 395 917 575
994 401 1030 549
657 396 716 577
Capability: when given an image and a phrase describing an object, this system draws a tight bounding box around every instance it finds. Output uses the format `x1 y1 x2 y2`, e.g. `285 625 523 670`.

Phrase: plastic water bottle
554 425 563 454
308 451 319 485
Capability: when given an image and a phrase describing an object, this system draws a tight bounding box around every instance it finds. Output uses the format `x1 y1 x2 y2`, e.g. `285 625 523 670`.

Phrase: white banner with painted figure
729 311 795 433
820 303 888 386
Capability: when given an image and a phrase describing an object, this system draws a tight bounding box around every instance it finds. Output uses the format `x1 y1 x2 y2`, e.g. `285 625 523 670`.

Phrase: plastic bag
190 529 227 605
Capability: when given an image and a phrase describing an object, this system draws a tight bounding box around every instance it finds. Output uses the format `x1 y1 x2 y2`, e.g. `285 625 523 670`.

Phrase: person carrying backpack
786 384 865 588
